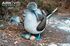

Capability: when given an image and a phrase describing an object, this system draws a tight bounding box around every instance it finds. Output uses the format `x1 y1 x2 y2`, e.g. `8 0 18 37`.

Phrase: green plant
19 0 25 5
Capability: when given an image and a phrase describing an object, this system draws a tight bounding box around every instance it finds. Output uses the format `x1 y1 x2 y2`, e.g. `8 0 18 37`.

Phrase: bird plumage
24 2 46 34
10 16 20 25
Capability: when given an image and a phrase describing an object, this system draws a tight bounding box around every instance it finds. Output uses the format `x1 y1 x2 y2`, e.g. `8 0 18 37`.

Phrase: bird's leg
35 33 41 41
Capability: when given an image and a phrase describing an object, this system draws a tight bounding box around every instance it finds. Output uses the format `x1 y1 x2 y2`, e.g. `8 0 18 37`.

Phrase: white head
27 2 37 11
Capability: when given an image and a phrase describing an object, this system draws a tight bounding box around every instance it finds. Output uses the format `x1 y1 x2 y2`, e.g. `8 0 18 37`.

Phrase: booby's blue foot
35 34 41 41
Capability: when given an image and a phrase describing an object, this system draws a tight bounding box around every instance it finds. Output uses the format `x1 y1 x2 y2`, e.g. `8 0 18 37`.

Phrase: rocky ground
0 16 70 46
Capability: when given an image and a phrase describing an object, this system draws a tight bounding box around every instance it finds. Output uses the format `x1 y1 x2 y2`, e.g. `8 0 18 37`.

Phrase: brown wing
36 15 46 31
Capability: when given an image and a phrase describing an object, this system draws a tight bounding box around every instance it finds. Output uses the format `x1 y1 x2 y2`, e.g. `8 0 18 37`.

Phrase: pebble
14 41 18 44
48 43 57 46
3 40 8 43
25 34 30 39
30 36 36 41
58 43 70 46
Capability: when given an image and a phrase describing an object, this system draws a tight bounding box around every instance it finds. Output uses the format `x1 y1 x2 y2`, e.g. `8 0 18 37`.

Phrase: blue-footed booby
23 2 58 40
24 2 46 34
23 2 46 40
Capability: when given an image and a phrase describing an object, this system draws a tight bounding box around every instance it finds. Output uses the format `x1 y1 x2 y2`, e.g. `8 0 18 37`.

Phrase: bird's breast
24 13 37 26
24 13 43 34
24 13 37 30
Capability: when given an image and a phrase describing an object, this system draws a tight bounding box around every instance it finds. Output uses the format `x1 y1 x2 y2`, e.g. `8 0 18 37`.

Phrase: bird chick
10 16 20 25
